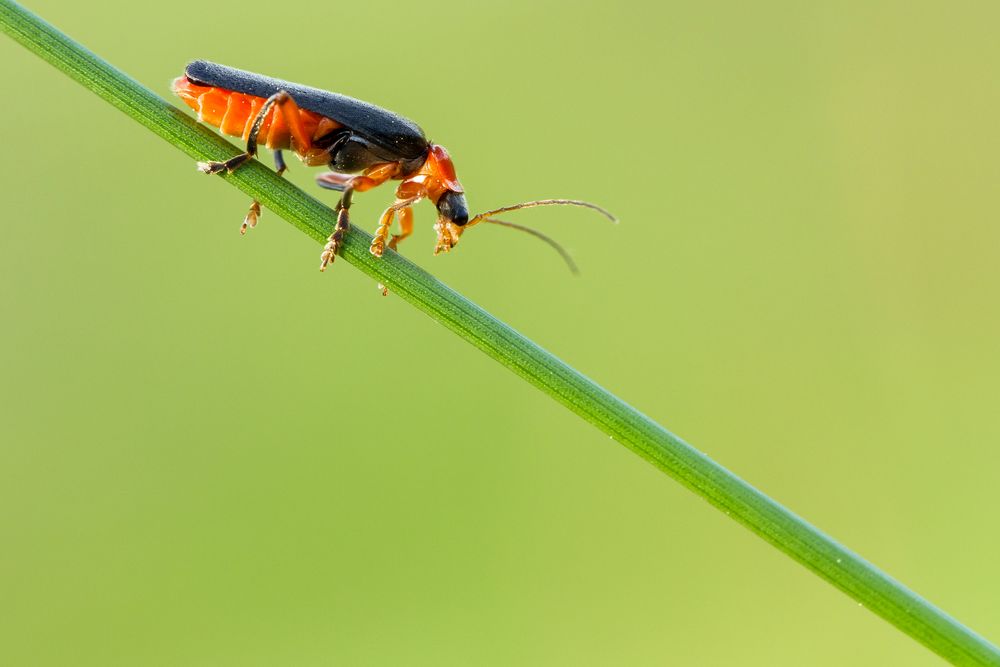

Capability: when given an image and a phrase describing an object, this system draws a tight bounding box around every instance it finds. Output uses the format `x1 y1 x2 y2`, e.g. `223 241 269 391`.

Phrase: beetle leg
320 186 353 271
371 205 419 296
315 164 402 270
273 150 288 176
198 92 317 233
234 151 290 235
388 206 415 253
233 150 289 233
239 200 261 235
371 196 422 258
316 171 352 192
371 207 395 258
197 92 282 173
316 166 411 271
237 152 285 235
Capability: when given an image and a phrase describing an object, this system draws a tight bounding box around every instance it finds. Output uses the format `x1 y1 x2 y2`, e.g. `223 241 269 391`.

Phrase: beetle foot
240 201 261 235
370 224 391 257
319 208 350 272
319 240 338 271
197 153 251 175
197 160 226 174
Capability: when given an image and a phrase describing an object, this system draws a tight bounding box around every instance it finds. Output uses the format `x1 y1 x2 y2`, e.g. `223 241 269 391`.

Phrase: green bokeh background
2 1 998 664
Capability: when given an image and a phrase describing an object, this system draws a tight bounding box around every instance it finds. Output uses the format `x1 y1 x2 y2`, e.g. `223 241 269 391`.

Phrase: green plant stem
2 1 997 663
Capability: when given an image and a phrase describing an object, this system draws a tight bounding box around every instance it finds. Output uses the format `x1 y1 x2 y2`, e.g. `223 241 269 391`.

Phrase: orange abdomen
172 76 337 151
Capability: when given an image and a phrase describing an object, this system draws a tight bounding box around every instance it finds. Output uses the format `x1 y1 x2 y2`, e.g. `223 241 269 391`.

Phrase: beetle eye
437 191 469 226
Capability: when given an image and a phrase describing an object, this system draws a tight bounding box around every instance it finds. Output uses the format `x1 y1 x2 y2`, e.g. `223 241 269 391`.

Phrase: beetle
173 60 614 274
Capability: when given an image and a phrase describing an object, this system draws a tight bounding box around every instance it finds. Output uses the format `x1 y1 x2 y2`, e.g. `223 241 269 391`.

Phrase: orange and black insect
173 60 614 274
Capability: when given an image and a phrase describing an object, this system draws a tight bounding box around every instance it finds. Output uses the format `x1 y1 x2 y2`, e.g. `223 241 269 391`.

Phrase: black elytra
184 60 430 163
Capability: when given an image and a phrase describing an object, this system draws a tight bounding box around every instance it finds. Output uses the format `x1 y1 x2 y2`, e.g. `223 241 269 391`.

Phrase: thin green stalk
2 1 996 663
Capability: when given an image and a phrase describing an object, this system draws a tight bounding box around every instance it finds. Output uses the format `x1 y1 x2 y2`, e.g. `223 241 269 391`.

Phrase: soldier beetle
174 61 615 279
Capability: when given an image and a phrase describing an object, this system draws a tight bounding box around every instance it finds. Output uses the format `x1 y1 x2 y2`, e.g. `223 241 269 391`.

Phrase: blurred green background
2 0 998 664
